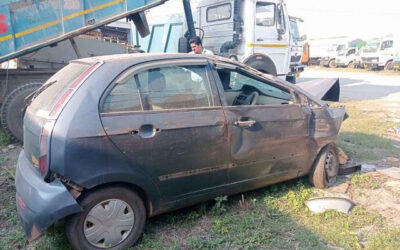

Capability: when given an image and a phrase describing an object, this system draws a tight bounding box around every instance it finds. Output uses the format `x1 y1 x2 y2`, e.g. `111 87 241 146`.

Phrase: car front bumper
15 150 82 241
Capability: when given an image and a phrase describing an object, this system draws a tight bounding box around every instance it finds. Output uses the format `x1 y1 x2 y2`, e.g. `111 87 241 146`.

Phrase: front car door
210 63 312 191
100 59 230 202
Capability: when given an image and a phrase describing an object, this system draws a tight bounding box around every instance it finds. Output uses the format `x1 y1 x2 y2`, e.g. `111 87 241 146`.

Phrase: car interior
216 69 293 106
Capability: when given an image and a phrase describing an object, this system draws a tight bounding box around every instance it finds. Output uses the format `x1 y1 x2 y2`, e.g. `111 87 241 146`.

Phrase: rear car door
100 59 230 200
211 64 312 189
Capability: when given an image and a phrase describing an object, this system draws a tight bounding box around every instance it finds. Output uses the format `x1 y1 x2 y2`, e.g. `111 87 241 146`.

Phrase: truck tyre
66 186 146 250
384 61 394 71
348 61 356 68
329 59 337 68
309 143 339 188
1 83 42 142
286 75 296 84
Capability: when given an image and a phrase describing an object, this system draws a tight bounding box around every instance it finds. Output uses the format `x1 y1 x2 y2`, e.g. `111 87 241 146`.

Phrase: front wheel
329 60 337 68
309 144 339 188
66 186 146 250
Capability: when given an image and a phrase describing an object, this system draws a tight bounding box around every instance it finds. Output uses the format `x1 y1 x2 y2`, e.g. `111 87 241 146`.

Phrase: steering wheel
249 91 259 105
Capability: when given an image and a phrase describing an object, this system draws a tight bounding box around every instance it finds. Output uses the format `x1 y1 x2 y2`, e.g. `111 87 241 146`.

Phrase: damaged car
15 53 346 249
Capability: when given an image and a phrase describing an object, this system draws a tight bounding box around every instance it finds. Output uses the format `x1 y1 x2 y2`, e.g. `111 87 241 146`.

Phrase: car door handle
256 38 264 42
234 119 256 127
134 124 161 138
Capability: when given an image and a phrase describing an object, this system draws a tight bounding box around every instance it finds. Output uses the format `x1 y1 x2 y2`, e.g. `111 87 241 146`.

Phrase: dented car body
16 54 346 249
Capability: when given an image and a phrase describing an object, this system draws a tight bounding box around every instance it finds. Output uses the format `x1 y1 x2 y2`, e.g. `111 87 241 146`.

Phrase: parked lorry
135 0 303 84
288 15 305 83
307 36 348 65
0 0 167 141
332 47 359 68
361 38 398 70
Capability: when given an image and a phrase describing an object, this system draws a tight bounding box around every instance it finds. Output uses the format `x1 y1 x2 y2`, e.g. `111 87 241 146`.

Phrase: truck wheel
1 83 42 142
309 143 339 188
286 75 296 84
384 61 394 71
348 61 356 68
329 60 337 68
66 186 146 250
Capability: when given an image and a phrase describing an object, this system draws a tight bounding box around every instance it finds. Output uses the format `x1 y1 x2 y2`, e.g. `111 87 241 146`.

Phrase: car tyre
66 186 146 250
309 144 339 188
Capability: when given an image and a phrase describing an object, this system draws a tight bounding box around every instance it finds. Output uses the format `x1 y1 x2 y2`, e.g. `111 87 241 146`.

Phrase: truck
195 0 296 83
361 37 398 70
288 15 305 83
0 0 167 141
333 47 360 68
307 36 348 66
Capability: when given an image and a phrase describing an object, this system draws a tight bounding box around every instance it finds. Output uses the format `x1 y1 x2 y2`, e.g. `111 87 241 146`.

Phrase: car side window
136 65 213 110
103 76 142 112
217 69 293 106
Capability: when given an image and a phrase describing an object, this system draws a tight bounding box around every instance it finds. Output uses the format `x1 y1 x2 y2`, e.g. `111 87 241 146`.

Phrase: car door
100 59 230 200
210 63 312 190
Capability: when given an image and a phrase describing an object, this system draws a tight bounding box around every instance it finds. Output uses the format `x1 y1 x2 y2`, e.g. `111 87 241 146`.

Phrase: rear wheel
384 61 394 71
348 61 356 68
329 60 337 68
309 144 339 188
1 82 42 142
66 186 146 250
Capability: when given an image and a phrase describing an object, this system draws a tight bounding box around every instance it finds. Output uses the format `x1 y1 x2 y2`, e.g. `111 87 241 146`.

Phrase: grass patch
334 100 400 161
0 128 11 146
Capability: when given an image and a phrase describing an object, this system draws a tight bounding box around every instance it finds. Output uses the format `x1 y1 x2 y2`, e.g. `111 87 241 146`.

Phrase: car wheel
309 144 339 188
66 186 146 250
329 60 337 68
348 61 356 68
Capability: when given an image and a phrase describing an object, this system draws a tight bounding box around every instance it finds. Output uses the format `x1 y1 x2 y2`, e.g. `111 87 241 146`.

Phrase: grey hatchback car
16 53 346 249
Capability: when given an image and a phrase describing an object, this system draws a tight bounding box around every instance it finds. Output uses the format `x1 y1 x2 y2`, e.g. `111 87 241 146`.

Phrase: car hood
296 78 340 102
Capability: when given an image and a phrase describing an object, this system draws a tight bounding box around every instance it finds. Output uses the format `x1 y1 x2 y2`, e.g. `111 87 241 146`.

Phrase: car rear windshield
29 62 92 115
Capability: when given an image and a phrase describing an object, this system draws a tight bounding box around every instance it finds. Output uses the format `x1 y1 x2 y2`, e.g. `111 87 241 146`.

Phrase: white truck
332 47 359 68
195 0 299 83
361 38 398 70
307 36 348 66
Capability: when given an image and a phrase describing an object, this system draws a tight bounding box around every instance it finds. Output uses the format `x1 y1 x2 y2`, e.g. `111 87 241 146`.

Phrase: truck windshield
289 20 300 41
364 41 380 52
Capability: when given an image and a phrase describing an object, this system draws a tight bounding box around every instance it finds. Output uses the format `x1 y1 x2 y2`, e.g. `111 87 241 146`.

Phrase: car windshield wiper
24 80 57 106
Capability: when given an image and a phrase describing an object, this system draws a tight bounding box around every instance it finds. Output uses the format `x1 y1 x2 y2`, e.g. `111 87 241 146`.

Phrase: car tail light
39 120 54 177
49 62 100 117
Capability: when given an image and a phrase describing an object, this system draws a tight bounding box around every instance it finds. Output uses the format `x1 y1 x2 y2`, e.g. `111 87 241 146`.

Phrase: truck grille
290 55 301 62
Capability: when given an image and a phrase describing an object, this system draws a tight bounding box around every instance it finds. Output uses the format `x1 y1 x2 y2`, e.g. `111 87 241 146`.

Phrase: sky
148 0 400 41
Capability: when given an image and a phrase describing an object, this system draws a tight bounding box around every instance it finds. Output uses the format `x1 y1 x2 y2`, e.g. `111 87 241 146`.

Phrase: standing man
189 36 214 55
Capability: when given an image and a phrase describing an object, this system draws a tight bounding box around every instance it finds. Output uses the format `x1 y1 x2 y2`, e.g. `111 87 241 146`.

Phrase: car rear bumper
15 150 82 241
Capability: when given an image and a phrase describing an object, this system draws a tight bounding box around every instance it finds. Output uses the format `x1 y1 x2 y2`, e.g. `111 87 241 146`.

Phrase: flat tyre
309 144 339 188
